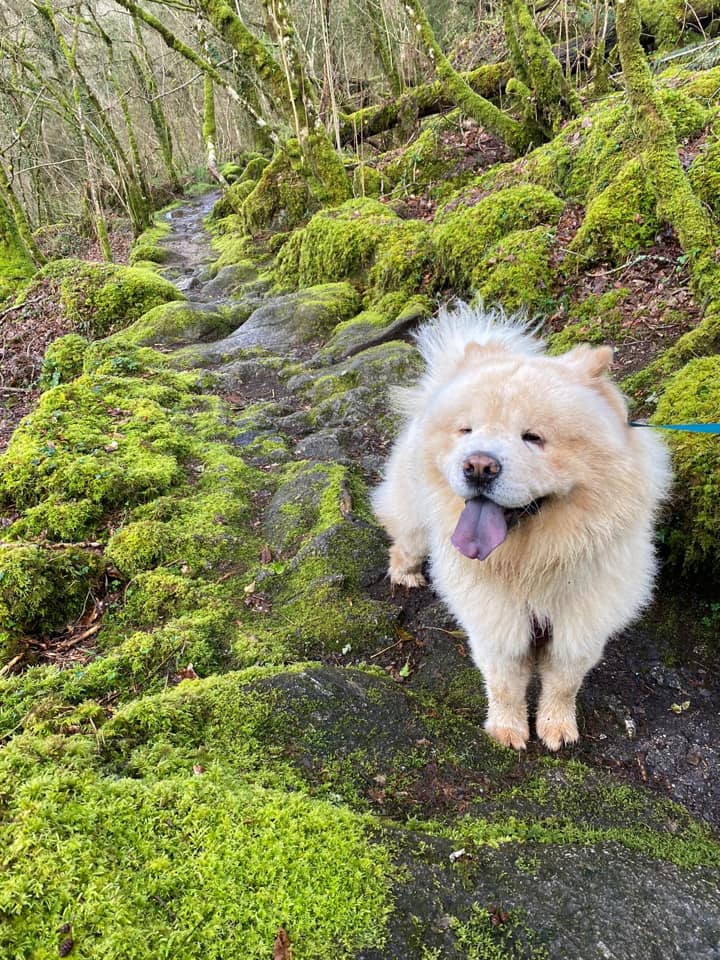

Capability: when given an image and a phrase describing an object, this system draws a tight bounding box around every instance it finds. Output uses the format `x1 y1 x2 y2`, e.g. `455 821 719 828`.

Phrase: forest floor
3 183 720 958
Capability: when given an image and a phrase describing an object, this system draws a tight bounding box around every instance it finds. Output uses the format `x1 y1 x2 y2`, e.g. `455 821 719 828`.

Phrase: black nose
462 452 502 484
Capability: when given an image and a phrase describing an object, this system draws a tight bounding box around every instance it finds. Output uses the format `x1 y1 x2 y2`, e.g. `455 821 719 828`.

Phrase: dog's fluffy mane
394 302 543 416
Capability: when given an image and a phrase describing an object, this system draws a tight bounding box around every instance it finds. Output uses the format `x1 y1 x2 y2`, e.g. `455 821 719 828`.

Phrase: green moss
651 355 720 572
0 545 104 658
547 290 629 353
475 225 557 312
352 163 384 198
623 308 720 406
441 759 720 869
0 769 391 959
368 219 436 298
39 333 90 389
241 155 270 182
15 259 183 338
569 158 657 265
385 112 478 198
434 184 564 293
109 302 240 348
6 496 104 542
274 198 399 289
241 142 311 235
689 132 720 219
638 0 683 50
129 219 171 266
452 903 549 960
219 161 244 182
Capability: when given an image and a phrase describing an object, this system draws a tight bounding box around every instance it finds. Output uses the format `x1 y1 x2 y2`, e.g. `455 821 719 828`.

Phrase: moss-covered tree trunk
202 74 229 187
0 160 44 267
0 183 37 296
402 0 530 155
502 0 580 138
338 62 511 145
616 0 720 305
197 0 350 207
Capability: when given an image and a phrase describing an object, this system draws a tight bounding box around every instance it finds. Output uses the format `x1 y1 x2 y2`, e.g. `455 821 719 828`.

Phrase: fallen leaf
193 764 205 776
260 545 273 564
104 440 119 453
179 663 199 681
273 928 292 960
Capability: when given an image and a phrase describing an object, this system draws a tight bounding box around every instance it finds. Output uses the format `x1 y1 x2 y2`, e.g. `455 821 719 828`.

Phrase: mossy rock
110 302 242 348
474 225 557 313
129 220 172 266
548 290 629 354
15 259 183 338
652 355 720 573
367 220 436 299
569 158 657 266
433 184 564 293
274 198 400 289
241 143 312 235
188 283 362 360
0 545 104 658
40 333 90 388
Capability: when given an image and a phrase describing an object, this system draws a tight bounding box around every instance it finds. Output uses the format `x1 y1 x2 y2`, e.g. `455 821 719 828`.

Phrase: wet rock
294 431 346 461
190 282 361 360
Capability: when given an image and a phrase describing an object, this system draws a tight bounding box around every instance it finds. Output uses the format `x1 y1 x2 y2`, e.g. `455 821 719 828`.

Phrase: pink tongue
451 497 508 560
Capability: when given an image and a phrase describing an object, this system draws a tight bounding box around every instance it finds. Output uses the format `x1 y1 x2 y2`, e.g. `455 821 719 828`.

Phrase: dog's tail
393 301 543 416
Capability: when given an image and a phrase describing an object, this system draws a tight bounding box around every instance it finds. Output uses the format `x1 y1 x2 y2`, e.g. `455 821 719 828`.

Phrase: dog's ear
561 344 613 379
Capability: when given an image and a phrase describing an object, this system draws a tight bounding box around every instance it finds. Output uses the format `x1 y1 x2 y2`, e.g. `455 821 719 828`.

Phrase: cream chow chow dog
372 304 671 751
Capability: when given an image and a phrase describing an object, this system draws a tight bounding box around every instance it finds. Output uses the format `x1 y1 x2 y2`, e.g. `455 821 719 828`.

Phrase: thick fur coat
372 304 671 750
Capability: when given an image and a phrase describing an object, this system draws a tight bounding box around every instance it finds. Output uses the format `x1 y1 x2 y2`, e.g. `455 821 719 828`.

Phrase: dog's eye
458 427 472 435
522 431 544 447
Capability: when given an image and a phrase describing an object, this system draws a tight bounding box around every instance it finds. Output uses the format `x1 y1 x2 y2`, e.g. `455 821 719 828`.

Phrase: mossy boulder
434 184 564 293
652 356 720 573
474 225 557 312
110 301 242 348
188 283 361 359
384 112 481 198
241 143 312 235
274 198 399 289
569 158 657 266
15 259 183 338
129 220 172 266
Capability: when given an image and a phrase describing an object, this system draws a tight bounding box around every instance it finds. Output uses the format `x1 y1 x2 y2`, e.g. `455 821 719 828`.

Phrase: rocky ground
3 186 719 959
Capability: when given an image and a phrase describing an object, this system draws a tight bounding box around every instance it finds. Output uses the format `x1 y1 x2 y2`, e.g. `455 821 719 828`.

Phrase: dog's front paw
485 722 529 751
388 545 426 590
536 713 579 751
389 568 427 590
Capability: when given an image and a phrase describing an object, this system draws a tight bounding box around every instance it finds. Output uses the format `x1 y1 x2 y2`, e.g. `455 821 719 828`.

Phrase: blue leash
629 421 720 434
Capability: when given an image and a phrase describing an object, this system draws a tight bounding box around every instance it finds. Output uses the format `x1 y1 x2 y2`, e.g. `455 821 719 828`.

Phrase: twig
0 652 25 676
0 540 103 550
55 621 102 650
369 637 404 659
0 386 35 393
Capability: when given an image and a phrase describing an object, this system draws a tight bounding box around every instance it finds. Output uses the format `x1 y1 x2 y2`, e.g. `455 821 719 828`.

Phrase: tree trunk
130 15 181 190
616 0 719 303
338 61 511 145
402 0 530 155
